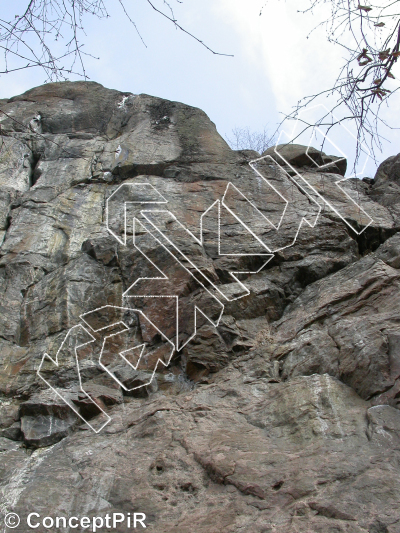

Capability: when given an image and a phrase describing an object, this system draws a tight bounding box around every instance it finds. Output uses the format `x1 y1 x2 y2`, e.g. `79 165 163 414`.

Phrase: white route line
80 305 175 390
272 105 374 235
140 208 272 303
39 118 375 433
124 218 224 351
106 182 168 246
37 306 175 431
223 161 322 253
37 324 111 433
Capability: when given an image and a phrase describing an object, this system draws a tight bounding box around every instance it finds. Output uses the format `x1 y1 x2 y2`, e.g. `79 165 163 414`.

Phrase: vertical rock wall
0 82 400 532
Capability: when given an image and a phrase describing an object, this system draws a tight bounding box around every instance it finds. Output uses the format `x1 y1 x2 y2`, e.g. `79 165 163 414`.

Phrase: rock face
0 81 400 532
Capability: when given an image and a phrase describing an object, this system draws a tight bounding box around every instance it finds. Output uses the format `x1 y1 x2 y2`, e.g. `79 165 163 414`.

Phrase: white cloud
214 0 343 113
213 0 400 174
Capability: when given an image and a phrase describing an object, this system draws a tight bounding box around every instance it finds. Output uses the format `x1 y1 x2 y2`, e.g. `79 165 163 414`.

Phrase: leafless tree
0 0 232 81
225 126 277 154
261 0 400 165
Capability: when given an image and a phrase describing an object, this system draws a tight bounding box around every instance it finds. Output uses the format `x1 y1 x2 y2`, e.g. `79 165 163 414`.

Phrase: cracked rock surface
0 81 400 532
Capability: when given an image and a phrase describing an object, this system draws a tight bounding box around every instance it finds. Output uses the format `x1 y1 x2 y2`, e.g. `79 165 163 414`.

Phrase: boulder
20 413 78 447
262 143 347 175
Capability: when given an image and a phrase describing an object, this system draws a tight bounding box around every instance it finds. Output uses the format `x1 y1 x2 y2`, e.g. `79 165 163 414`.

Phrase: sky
1 0 400 177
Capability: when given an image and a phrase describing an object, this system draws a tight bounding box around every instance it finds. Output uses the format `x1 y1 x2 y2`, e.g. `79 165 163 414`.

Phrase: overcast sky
2 0 400 177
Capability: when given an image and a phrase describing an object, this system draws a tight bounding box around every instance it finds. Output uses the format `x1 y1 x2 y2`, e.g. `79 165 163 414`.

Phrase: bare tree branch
262 0 400 168
144 0 233 56
0 0 232 82
225 126 277 153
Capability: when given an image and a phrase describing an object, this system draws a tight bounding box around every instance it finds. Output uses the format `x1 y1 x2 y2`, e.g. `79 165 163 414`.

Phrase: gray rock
273 256 400 400
367 404 400 442
0 137 33 192
20 413 78 447
375 231 400 268
0 399 20 427
0 421 21 441
262 143 347 175
19 389 79 446
0 437 24 452
1 81 400 531
369 152 400 226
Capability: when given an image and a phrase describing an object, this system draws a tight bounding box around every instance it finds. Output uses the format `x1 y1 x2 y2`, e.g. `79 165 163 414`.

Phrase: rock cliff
0 81 400 532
